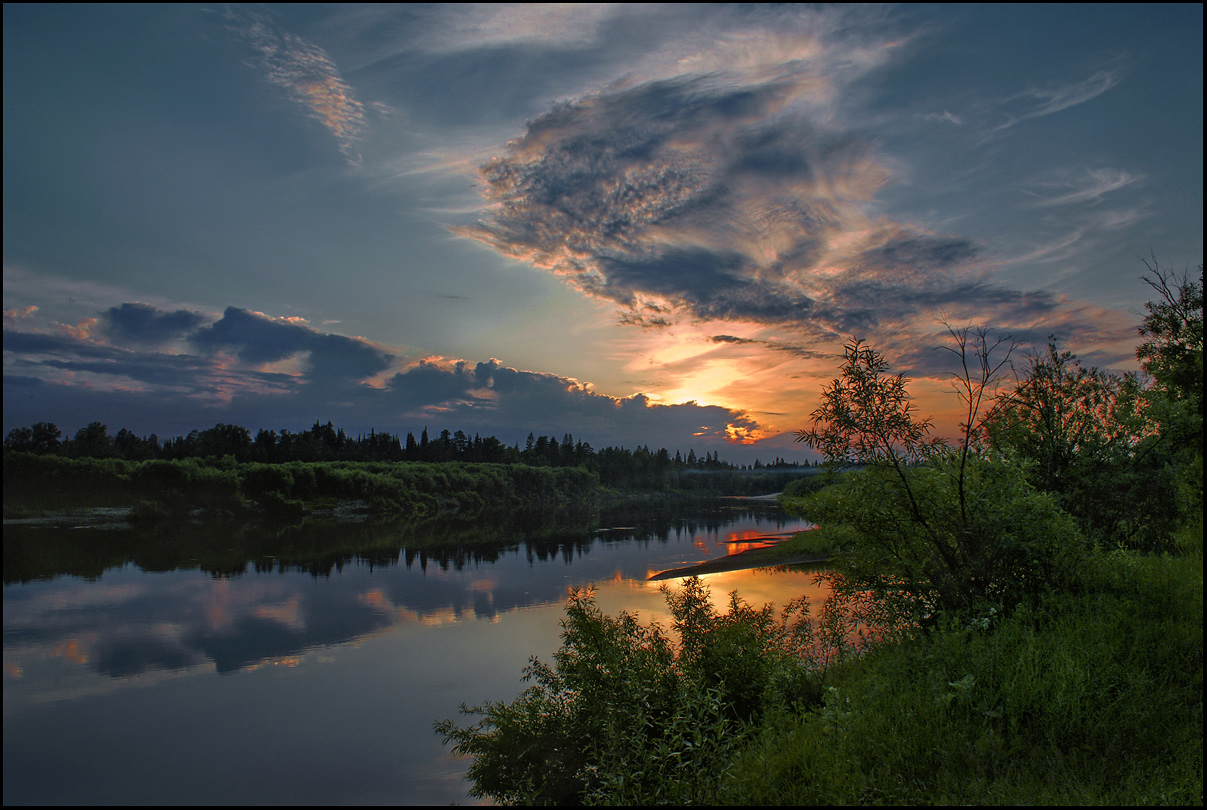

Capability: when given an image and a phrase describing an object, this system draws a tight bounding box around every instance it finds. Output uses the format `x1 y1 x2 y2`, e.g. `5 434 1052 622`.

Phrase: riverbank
648 544 827 580
1 452 601 528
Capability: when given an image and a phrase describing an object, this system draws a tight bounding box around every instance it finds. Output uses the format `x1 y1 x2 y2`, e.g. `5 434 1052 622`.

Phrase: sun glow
656 359 749 408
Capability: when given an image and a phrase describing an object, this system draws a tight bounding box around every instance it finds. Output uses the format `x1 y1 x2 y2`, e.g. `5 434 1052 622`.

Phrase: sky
3 4 1202 464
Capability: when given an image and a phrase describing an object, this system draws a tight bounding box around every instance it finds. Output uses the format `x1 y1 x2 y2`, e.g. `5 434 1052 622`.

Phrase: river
3 499 825 805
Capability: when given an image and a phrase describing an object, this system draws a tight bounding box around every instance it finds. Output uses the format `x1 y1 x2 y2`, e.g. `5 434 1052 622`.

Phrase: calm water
3 501 825 805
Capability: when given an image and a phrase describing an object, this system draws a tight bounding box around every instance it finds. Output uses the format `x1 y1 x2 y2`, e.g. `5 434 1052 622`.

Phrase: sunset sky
3 4 1202 464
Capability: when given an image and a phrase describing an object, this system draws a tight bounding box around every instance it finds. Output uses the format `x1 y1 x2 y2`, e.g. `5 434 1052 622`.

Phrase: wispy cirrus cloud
416 3 619 52
1021 167 1143 207
918 111 963 126
226 7 367 163
1012 69 1121 121
990 67 1123 135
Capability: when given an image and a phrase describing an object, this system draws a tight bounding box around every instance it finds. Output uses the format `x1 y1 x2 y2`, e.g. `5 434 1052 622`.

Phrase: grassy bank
1 451 599 526
438 529 1202 805
726 535 1202 804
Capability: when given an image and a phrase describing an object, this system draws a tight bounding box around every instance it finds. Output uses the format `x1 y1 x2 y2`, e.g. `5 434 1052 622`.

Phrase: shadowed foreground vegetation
437 262 1203 804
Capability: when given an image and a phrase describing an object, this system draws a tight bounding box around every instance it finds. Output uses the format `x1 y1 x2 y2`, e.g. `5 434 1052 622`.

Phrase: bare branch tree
937 322 1021 521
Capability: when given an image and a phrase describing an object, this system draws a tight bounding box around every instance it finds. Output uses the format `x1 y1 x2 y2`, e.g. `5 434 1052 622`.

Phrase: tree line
5 419 815 492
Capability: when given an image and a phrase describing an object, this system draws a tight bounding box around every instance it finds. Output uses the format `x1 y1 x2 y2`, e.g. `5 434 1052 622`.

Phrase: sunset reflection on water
3 504 821 805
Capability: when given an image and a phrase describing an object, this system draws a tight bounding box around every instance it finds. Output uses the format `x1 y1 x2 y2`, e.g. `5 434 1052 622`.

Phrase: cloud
454 51 1083 342
918 111 963 125
3 316 294 398
191 307 314 364
449 12 1142 378
383 358 484 413
4 302 769 455
226 7 367 163
101 303 207 345
1015 69 1122 120
1021 167 1143 207
993 68 1123 134
458 73 901 331
380 355 765 447
710 334 831 360
414 3 619 52
191 307 394 383
3 305 38 321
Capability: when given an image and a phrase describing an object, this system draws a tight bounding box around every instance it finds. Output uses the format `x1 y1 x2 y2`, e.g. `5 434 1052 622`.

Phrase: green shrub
436 578 823 806
800 452 1087 622
239 463 295 500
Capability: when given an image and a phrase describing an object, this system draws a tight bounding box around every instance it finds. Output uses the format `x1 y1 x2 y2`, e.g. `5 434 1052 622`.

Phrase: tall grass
722 547 1203 804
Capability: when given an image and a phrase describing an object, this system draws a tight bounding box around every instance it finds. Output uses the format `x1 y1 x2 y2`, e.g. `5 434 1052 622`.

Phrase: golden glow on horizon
656 358 747 407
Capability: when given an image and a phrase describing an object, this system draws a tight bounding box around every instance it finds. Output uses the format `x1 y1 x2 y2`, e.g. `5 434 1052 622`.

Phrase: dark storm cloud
101 303 207 345
191 307 317 363
384 359 483 412
191 307 394 382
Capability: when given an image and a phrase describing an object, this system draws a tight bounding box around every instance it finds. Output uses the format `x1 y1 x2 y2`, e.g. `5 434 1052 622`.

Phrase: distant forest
4 419 813 477
4 419 819 518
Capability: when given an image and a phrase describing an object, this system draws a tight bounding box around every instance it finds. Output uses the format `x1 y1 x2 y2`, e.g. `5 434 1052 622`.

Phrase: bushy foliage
436 579 824 806
800 452 1085 622
1136 259 1204 528
795 337 943 468
984 256 1204 551
980 339 1183 549
437 269 1202 806
984 340 1147 492
779 472 828 500
791 331 1085 621
1137 258 1204 418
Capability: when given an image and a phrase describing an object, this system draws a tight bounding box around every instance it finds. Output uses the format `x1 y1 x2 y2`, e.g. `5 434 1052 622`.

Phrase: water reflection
3 501 823 805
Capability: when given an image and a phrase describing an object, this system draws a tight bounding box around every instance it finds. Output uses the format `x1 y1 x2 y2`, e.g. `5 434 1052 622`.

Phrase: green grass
435 528 1202 805
722 545 1203 805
